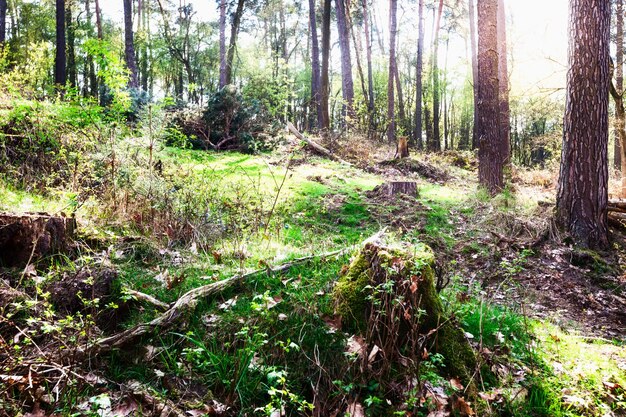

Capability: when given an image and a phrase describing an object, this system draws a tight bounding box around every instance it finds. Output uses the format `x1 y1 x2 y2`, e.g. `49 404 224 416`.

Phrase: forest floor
1 129 626 417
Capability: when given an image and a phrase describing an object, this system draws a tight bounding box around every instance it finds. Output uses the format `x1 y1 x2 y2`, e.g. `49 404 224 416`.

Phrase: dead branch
125 289 169 311
89 245 360 354
286 122 352 166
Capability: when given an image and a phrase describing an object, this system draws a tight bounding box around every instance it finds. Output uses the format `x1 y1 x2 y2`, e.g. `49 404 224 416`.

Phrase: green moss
333 240 477 385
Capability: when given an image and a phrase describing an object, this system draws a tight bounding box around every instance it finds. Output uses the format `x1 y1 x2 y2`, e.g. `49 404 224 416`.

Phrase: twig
125 289 169 311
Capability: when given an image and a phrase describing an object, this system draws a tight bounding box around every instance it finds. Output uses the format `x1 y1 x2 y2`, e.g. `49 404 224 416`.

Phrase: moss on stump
333 237 476 385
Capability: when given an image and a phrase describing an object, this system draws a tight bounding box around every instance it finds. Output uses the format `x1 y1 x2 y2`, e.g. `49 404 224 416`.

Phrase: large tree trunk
309 0 322 130
0 0 7 44
556 0 610 249
320 0 332 131
497 0 510 166
468 0 479 149
476 0 503 194
66 0 76 89
413 0 424 149
225 0 245 86
123 0 139 89
614 0 624 172
430 0 444 152
55 0 67 88
387 0 397 143
335 0 355 122
610 82 626 198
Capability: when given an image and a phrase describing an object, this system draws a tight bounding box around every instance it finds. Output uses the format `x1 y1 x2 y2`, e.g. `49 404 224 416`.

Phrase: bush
165 87 283 153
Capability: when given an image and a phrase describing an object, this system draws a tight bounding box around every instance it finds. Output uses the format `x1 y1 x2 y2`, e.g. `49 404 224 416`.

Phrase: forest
0 0 624 416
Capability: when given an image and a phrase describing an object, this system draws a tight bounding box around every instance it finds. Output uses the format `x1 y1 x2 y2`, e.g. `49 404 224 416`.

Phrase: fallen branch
126 380 187 417
125 289 169 311
286 122 352 166
89 244 362 354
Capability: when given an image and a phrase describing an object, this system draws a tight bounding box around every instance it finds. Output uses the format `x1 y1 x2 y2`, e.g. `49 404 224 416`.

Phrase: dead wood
89 246 357 354
0 212 76 268
125 380 187 417
287 122 352 166
370 182 418 198
126 289 170 311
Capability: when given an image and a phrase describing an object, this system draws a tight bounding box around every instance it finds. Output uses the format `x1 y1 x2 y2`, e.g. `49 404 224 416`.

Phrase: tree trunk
55 0 67 88
615 0 624 171
497 0 510 166
309 0 322 130
225 0 245 86
387 0 397 143
84 0 97 97
362 0 375 124
430 0 444 152
139 0 149 91
556 0 610 249
468 0 479 149
0 0 7 44
320 0 332 131
123 0 139 89
413 0 424 149
476 0 503 194
610 82 626 198
66 0 76 89
335 0 355 122
94 0 103 39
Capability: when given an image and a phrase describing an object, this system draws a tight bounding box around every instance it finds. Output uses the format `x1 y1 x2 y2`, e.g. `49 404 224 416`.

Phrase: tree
387 0 397 144
309 0 322 129
0 0 7 44
497 0 510 165
430 0 444 152
123 0 139 88
219 0 227 89
225 0 245 85
55 0 67 88
614 0 624 172
468 0 478 149
362 0 375 127
320 0 331 130
476 0 503 193
66 0 76 88
413 0 424 149
335 0 355 121
556 0 610 248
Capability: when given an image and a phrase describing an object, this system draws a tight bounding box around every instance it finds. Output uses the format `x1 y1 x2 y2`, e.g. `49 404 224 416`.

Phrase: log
286 122 352 166
609 212 626 229
0 213 76 268
609 199 626 210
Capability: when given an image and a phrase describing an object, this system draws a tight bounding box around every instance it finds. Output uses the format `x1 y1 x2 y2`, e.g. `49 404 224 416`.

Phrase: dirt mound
364 186 428 232
379 158 450 183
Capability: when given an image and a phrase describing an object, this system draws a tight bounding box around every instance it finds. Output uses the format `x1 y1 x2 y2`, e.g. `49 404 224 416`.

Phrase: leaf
345 401 365 417
453 396 475 416
449 378 464 391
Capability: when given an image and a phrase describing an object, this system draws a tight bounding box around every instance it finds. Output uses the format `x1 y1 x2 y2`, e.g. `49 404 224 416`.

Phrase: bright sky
101 0 571 97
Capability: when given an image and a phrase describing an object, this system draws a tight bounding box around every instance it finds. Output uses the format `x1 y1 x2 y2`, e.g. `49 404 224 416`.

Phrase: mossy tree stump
0 213 76 268
333 237 476 385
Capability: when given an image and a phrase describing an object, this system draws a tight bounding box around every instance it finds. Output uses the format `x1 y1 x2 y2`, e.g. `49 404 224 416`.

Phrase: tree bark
556 0 610 249
610 81 626 198
413 0 424 149
66 0 76 89
430 0 444 152
497 0 510 166
362 0 375 123
335 0 355 122
123 0 139 89
218 0 227 88
468 0 479 149
94 0 103 39
476 0 503 194
320 0 332 131
387 0 397 143
0 0 7 44
615 0 624 171
225 0 245 86
55 0 67 88
309 0 322 130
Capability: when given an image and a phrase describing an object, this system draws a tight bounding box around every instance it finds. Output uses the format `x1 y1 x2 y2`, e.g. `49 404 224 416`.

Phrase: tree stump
371 181 418 198
0 213 76 268
333 236 476 385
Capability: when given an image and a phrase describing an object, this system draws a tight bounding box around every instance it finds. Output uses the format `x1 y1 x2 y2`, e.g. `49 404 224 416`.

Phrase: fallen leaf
345 401 365 417
453 396 475 416
449 378 463 391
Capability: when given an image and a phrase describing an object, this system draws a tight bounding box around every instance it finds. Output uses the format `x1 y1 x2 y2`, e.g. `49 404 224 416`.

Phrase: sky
100 0 571 97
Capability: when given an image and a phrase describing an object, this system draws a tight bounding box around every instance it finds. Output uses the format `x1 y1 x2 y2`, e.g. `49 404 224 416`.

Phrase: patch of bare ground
453 194 626 339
